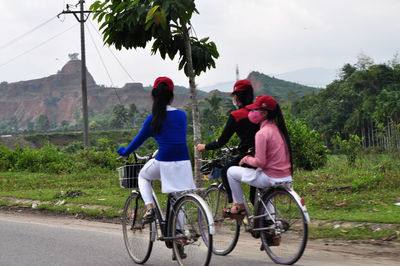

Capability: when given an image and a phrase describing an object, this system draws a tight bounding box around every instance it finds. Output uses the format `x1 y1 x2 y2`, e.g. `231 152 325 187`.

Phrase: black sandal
143 208 155 223
222 206 246 220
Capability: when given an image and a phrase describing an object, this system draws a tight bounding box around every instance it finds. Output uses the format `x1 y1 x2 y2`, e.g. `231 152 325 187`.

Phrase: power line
88 19 135 83
85 23 123 104
0 24 77 69
0 16 57 51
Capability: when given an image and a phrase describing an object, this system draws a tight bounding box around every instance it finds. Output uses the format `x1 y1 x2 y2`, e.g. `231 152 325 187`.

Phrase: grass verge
0 154 399 241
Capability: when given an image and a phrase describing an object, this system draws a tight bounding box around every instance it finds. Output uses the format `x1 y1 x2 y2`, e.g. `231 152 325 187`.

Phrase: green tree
111 104 129 129
90 0 219 186
205 93 222 114
9 115 19 131
35 114 50 132
128 102 138 128
332 134 362 165
26 119 34 131
340 63 356 81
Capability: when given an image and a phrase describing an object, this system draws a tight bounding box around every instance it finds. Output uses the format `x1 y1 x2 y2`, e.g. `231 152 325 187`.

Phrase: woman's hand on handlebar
196 144 206 152
117 146 127 156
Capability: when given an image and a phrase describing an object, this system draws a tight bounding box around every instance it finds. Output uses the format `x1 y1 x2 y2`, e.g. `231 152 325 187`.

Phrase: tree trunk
181 23 202 188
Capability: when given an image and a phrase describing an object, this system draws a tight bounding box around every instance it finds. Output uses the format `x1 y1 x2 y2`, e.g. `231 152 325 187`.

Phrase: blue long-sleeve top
120 109 190 161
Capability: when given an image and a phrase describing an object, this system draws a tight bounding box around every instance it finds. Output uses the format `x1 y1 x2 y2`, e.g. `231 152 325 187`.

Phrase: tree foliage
35 114 50 132
110 104 129 129
292 59 400 148
90 0 219 77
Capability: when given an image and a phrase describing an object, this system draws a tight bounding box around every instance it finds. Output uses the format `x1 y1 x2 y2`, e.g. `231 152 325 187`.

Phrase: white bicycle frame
243 182 310 230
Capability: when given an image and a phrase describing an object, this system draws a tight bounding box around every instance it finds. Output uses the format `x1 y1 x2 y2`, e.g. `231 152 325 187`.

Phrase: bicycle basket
117 164 144 188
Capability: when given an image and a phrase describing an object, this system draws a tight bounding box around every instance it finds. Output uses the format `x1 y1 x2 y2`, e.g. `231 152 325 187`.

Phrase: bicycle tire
122 192 153 264
256 189 308 265
203 185 240 255
171 195 213 266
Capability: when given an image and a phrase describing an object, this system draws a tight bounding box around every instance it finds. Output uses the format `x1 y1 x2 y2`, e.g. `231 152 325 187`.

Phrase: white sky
0 0 399 89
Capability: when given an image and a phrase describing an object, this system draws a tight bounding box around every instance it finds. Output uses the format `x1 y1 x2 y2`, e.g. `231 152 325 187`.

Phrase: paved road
0 211 398 266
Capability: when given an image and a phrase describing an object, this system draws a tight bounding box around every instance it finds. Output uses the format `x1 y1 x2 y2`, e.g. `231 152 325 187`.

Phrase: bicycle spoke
172 196 212 266
122 193 153 264
203 185 240 256
258 190 308 265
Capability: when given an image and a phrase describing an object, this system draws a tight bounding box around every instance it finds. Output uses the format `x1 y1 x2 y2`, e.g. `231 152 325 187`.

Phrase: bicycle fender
287 190 311 224
150 222 157 242
185 193 216 235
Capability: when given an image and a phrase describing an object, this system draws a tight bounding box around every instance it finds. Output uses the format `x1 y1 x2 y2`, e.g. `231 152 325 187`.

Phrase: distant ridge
247 71 319 103
273 67 337 88
0 60 322 129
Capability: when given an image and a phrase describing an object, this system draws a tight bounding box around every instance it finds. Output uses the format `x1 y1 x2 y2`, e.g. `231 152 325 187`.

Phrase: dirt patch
0 204 120 224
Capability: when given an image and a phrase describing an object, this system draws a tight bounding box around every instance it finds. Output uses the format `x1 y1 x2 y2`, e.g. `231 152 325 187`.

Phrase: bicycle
117 150 215 266
201 147 310 265
200 147 241 256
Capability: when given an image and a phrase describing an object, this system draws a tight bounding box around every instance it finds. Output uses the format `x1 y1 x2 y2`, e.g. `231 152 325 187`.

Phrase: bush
62 141 84 153
0 144 14 171
286 118 328 170
72 148 118 171
352 171 384 191
12 143 73 173
332 134 362 165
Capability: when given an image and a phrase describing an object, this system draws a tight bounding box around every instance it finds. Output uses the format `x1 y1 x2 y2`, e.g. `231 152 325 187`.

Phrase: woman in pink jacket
224 95 293 219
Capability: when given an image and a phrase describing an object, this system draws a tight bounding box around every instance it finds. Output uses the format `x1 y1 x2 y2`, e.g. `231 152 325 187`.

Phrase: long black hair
266 104 293 174
234 85 254 107
151 83 173 135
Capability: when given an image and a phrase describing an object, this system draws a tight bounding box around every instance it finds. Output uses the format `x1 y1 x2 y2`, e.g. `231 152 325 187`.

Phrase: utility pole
236 64 239 81
58 1 92 147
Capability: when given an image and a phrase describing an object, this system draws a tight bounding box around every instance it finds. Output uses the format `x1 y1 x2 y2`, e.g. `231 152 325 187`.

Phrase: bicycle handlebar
136 154 150 161
116 149 159 162
220 146 237 153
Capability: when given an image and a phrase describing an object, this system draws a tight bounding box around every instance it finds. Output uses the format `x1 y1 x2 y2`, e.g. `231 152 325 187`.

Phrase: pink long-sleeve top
241 119 291 178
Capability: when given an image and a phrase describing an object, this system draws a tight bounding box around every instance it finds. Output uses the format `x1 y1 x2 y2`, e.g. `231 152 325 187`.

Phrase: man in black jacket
197 79 259 203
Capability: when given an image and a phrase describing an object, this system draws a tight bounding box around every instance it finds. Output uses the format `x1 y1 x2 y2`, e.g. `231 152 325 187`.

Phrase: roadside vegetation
1 58 400 242
0 135 399 241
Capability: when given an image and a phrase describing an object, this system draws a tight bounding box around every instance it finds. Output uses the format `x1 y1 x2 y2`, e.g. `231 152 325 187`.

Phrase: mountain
0 60 194 129
247 71 319 102
273 67 338 88
198 72 321 102
0 60 321 130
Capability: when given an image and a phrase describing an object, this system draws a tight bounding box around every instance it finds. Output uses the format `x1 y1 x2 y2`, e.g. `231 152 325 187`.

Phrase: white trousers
138 159 187 229
138 158 195 205
227 166 292 204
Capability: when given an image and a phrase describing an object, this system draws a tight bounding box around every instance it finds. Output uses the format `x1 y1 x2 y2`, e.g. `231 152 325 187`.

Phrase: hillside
247 71 319 102
0 60 194 129
0 60 319 130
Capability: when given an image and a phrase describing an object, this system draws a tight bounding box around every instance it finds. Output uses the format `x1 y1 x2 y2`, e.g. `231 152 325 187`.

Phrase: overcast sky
0 0 399 90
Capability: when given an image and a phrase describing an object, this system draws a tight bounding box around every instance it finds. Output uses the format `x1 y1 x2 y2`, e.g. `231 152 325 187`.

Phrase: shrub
12 143 73 173
286 118 328 170
62 141 84 153
0 144 13 171
332 134 362 165
352 171 384 191
73 148 118 171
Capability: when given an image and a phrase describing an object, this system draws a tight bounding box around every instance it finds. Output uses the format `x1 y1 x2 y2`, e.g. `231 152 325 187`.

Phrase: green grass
294 153 400 225
0 153 399 240
309 224 400 240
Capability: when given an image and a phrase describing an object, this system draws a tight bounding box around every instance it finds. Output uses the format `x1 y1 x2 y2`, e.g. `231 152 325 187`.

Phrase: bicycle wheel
171 195 213 266
257 189 308 265
122 192 153 264
203 185 240 255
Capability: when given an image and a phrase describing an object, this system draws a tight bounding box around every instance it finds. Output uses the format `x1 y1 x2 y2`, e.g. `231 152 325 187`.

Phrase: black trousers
220 154 256 205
